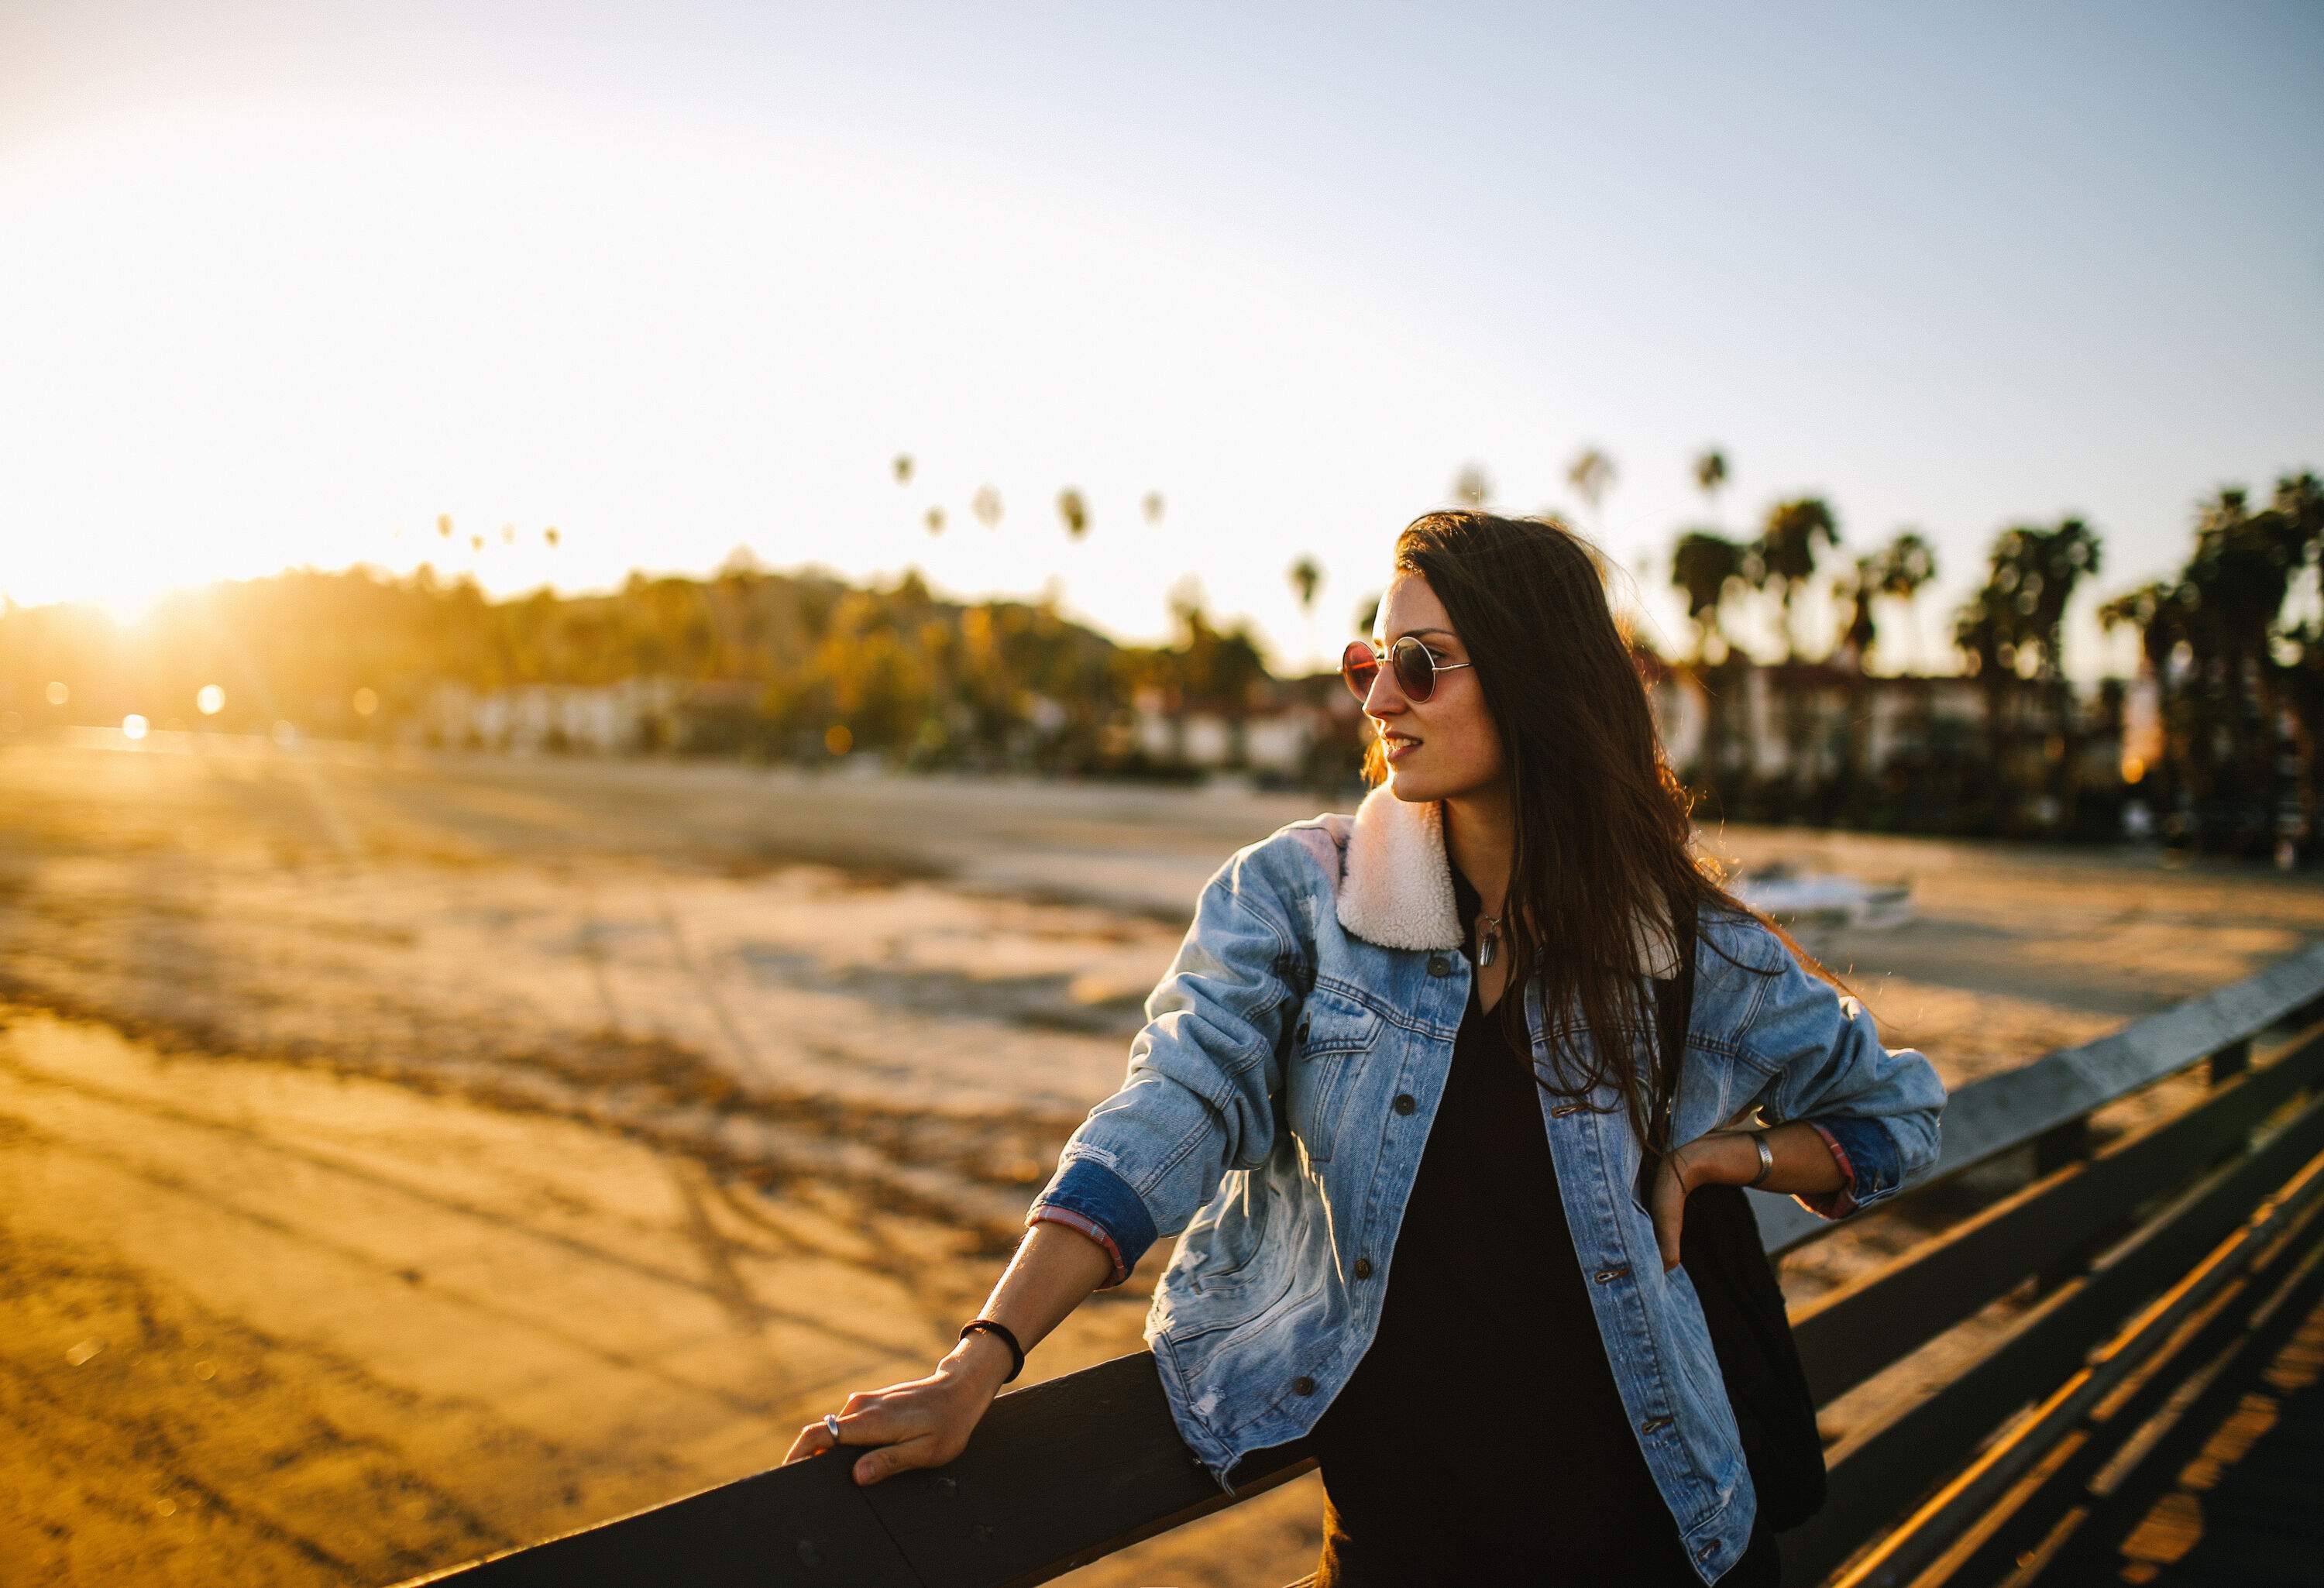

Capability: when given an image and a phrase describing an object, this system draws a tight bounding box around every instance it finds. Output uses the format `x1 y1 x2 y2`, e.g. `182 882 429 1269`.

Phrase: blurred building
1644 654 2126 833
424 679 682 753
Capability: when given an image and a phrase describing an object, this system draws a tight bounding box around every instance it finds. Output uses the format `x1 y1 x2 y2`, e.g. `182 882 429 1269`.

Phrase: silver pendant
1477 933 1498 968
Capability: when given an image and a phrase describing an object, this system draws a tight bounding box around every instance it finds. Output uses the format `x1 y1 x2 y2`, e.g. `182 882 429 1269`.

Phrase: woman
781 511 1945 1585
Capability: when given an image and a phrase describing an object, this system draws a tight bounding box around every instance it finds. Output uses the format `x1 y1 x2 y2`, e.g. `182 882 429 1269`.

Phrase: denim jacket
1025 787 1945 1583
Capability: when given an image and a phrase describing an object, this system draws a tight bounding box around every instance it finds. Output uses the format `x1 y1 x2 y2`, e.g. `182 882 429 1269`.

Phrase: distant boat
1732 861 1914 930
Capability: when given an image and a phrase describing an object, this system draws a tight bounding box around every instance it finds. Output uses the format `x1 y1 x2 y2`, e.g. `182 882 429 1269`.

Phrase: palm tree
2265 472 2324 849
1755 497 1841 662
1748 497 1841 810
1826 554 1886 808
892 454 914 486
1568 447 1617 538
1997 517 2101 682
1669 530 1751 792
1954 576 2019 811
971 485 1004 529
1143 491 1166 526
1957 517 2102 827
2181 486 2309 846
1670 532 1747 664
2099 579 2190 824
1834 556 1879 666
1452 462 1493 508
1057 488 1090 538
1693 449 1728 516
1872 529 1937 669
1288 555 1325 671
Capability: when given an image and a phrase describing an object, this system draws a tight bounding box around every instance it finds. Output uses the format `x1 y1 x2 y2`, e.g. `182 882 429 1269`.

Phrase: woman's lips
1382 734 1421 762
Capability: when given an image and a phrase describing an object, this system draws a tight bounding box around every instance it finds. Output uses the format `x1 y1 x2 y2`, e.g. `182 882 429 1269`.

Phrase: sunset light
5 7 2316 675
3 11 2322 1583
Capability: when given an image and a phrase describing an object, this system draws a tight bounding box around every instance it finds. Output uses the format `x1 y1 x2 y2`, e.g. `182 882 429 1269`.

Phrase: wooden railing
407 944 2324 1587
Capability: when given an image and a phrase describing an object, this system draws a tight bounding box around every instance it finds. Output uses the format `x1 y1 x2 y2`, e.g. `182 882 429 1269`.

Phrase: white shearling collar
1335 784 1463 951
1333 782 1682 976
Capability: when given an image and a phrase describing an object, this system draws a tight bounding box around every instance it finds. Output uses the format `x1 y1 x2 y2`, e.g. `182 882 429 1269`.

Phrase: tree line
6 449 2319 858
1653 447 2322 858
0 558 1288 778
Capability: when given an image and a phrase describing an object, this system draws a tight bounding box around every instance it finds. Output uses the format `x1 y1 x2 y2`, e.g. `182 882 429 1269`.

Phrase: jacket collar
1334 782 1682 976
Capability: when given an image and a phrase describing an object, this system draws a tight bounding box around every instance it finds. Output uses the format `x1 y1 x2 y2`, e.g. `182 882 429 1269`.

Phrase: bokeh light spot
824 724 853 756
197 685 225 716
352 687 380 717
46 681 69 706
122 714 150 741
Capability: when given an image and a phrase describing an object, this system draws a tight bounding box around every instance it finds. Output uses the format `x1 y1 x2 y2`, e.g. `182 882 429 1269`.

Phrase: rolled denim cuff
1793 1115 1901 1219
1026 1156 1157 1290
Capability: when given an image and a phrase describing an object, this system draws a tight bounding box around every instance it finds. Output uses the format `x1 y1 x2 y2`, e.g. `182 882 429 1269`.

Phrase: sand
2 737 2319 1586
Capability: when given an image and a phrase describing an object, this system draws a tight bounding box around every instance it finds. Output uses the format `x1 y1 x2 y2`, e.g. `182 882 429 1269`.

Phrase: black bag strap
1643 888 1831 1531
1648 893 1697 1160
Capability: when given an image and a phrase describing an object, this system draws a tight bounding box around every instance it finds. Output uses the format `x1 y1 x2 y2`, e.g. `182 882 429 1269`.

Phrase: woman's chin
1384 764 1441 801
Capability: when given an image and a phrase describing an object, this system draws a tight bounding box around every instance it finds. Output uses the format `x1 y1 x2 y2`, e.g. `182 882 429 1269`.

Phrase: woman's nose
1363 662 1405 720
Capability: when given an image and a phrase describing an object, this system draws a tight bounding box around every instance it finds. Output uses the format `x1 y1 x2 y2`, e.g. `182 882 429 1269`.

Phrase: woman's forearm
1676 1120 1847 1200
941 1220 1118 1391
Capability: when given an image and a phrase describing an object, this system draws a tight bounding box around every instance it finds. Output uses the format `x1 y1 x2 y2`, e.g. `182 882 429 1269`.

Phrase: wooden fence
407 943 2324 1587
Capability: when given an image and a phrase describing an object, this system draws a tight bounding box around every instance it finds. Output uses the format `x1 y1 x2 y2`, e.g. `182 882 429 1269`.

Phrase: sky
2 2 2319 679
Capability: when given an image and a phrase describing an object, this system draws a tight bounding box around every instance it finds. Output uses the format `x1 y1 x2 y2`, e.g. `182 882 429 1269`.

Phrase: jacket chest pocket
1287 988 1383 1164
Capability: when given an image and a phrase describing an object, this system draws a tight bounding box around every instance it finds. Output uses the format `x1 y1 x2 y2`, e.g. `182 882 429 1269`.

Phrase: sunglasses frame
1341 635 1474 703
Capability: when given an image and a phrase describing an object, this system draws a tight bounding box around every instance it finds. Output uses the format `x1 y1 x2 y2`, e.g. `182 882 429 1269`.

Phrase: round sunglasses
1341 635 1474 703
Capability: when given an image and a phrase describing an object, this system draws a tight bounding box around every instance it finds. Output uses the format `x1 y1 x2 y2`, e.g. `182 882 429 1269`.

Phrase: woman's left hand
1646 1146 1695 1273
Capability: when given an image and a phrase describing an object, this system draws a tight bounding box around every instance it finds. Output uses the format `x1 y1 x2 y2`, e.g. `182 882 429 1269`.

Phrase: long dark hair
1366 510 1844 1152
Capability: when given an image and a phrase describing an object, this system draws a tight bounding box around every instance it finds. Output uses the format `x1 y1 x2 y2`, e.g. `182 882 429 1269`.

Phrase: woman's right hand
780 1331 1015 1486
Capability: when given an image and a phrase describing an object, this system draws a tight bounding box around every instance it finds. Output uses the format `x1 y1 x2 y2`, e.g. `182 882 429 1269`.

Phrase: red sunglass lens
1390 636 1437 699
1340 641 1380 700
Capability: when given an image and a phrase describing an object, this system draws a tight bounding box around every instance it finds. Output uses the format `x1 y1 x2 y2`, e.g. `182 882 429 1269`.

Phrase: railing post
2030 1118 2095 1294
2209 1036 2252 1086
2031 1118 2092 1176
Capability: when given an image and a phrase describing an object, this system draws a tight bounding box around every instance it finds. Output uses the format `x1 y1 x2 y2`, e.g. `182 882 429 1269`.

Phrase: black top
1305 871 1776 1586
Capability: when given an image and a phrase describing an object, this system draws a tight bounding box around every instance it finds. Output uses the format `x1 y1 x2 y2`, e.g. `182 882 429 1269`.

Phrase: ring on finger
823 1412 843 1445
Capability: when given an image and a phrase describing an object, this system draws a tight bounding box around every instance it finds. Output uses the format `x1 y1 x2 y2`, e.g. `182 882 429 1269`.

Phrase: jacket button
1426 955 1452 978
1353 1256 1373 1280
1392 1093 1417 1115
1697 1541 1717 1562
1593 1265 1629 1283
1293 1375 1316 1396
1296 1017 1311 1043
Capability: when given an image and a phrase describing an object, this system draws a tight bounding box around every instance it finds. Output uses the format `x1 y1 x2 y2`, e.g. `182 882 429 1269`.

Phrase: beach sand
3 738 2319 1585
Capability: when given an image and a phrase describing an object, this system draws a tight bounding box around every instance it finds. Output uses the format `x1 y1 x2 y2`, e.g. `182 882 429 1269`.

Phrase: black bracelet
958 1318 1025 1383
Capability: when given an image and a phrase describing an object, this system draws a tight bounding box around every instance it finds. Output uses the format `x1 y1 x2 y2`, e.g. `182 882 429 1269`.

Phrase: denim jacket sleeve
1023 847 1304 1288
1738 940 1946 1220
